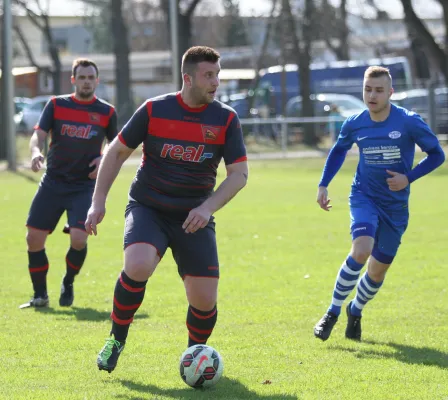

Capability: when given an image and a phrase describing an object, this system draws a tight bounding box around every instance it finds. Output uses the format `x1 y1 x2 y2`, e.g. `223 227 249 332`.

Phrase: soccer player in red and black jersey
86 46 248 373
20 58 118 309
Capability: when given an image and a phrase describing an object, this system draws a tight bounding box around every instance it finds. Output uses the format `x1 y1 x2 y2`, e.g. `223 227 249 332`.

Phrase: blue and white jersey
336 104 440 208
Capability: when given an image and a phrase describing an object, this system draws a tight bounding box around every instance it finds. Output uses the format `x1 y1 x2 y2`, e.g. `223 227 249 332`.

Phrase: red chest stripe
148 118 225 145
54 106 110 128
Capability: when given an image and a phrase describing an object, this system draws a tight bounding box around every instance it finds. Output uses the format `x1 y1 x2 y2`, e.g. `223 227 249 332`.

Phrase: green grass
0 158 447 400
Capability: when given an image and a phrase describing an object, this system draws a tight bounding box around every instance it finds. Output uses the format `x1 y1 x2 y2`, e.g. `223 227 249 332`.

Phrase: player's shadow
115 377 298 399
13 169 40 184
330 340 448 369
34 306 149 323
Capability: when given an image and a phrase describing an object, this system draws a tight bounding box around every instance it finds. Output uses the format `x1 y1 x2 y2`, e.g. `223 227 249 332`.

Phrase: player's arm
89 108 119 179
386 114 445 191
182 111 248 234
317 118 353 211
85 102 150 235
29 98 54 172
202 161 248 213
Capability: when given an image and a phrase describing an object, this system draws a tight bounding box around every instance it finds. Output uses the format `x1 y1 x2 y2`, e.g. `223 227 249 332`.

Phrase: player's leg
97 202 169 373
314 193 378 340
21 185 64 308
59 228 89 306
61 189 92 306
346 210 408 340
171 218 219 348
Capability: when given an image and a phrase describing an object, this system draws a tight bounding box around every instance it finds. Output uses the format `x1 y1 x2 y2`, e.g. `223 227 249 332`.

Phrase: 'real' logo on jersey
160 144 213 163
61 124 98 139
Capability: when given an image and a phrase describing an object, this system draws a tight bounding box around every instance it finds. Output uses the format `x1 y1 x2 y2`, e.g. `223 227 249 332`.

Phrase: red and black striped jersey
119 92 247 214
36 94 117 184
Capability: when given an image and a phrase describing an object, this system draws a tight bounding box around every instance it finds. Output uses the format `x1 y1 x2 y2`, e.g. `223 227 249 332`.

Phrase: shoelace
101 338 122 362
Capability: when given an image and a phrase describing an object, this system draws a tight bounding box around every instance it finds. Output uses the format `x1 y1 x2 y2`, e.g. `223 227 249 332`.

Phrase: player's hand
88 156 102 180
182 205 212 234
85 202 106 236
317 186 332 211
31 152 44 172
386 170 409 191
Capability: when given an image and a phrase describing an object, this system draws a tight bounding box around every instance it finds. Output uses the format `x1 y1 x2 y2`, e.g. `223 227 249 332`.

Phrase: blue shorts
124 201 219 279
349 191 409 263
26 176 93 233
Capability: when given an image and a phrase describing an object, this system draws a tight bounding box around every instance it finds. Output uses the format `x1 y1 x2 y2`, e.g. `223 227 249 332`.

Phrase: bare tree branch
186 0 202 17
13 0 45 30
13 23 41 68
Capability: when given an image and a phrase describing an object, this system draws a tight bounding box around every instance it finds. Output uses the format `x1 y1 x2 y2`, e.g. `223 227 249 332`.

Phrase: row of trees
2 0 448 137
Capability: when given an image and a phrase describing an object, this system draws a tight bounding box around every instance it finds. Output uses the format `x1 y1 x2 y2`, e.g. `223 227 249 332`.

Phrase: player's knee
26 229 47 251
190 293 216 311
70 238 87 250
70 231 88 250
351 247 371 264
125 257 158 281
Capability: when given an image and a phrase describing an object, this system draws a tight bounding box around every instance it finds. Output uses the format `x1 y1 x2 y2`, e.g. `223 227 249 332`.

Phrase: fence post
427 78 437 135
280 116 287 156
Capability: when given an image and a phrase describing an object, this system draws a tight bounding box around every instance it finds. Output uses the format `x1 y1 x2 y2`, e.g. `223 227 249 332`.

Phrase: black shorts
124 201 219 279
26 177 93 233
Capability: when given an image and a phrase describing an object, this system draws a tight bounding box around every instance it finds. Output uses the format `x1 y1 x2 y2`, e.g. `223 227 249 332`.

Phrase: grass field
0 157 447 400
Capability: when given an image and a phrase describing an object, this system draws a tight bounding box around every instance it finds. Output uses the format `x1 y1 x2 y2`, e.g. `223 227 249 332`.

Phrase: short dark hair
364 66 392 84
181 46 220 75
72 58 99 78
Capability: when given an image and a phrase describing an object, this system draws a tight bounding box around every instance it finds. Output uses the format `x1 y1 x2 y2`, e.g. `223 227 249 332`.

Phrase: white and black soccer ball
179 344 224 388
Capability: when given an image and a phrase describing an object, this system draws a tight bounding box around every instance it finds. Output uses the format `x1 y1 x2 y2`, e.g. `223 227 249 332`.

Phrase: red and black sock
186 305 218 347
110 271 147 343
64 246 87 285
28 249 49 298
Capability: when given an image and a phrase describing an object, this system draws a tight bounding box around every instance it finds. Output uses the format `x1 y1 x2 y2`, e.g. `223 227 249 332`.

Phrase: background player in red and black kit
85 46 248 373
20 58 117 309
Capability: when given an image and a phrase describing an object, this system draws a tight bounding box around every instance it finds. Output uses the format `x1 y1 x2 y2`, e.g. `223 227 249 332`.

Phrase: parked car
285 93 366 141
15 95 52 134
391 87 448 136
14 97 32 115
285 93 366 119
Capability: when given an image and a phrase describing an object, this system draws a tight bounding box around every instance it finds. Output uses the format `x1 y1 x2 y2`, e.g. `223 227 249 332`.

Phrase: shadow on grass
330 340 448 369
12 169 40 184
114 377 297 400
34 306 149 322
115 377 297 400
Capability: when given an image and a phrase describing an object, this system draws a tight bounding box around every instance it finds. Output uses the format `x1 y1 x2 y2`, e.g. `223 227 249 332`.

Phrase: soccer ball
179 344 224 388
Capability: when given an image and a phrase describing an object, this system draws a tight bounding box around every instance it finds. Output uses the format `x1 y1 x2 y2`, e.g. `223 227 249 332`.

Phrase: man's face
71 65 98 99
363 76 393 114
187 61 220 105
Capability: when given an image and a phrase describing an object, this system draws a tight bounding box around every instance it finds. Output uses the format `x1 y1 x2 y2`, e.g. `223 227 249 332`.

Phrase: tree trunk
401 0 448 81
248 0 278 111
338 0 350 60
111 0 134 126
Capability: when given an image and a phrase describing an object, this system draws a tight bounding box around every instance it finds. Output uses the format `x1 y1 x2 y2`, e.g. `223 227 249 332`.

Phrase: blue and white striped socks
350 272 383 317
327 255 364 316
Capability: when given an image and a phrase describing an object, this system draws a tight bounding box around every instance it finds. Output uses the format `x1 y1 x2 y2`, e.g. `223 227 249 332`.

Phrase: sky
27 0 442 20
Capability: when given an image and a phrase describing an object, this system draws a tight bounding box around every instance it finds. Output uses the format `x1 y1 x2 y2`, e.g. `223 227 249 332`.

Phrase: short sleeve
223 112 247 165
106 108 118 142
35 98 55 133
118 101 151 149
407 112 440 152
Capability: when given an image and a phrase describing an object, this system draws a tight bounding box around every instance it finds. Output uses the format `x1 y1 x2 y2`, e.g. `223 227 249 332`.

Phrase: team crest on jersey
160 143 213 163
201 125 220 142
389 131 401 139
89 113 101 123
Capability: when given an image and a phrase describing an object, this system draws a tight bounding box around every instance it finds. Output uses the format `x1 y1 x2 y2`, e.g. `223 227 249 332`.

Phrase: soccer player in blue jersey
85 46 248 373
313 66 445 341
20 59 118 309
